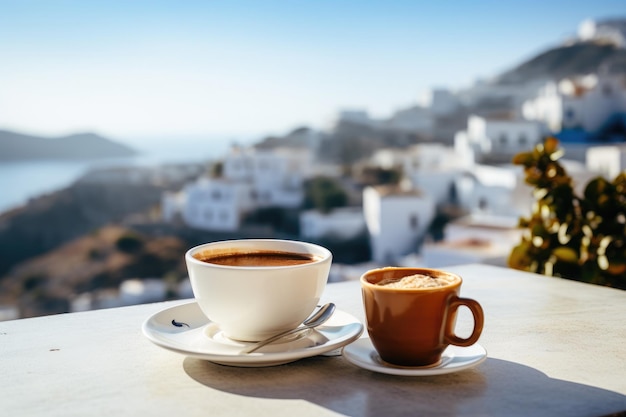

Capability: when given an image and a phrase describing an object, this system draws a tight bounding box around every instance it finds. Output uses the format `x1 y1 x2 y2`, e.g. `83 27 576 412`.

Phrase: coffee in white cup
185 239 332 342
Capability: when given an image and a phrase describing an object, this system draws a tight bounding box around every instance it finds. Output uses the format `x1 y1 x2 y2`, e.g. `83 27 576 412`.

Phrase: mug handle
444 297 484 347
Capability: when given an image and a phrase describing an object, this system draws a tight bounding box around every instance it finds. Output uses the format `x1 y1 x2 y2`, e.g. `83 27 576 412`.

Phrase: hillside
0 130 137 160
0 225 190 318
0 181 167 276
494 41 626 85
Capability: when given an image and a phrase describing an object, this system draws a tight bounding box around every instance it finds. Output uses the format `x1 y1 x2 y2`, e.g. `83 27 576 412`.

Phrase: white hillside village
66 18 626 312
163 18 626 275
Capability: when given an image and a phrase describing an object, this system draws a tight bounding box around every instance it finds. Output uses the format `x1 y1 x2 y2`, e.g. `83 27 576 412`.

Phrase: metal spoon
241 303 336 354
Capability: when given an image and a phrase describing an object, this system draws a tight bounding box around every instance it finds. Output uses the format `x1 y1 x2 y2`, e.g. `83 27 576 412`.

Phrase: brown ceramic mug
360 267 484 367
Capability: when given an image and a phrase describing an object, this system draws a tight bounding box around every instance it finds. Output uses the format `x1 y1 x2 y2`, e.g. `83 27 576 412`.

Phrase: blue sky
0 0 624 147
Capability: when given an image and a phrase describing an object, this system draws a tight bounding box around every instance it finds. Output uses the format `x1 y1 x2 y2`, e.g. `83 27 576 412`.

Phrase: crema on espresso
194 250 318 267
377 273 459 289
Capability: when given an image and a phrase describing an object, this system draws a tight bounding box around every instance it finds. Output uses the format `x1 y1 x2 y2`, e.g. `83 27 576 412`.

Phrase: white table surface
1 263 625 417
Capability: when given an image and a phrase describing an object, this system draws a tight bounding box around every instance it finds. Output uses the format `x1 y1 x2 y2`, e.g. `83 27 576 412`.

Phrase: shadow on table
183 356 626 417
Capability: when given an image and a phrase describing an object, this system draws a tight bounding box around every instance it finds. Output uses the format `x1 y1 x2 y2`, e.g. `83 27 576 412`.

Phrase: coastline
0 137 242 215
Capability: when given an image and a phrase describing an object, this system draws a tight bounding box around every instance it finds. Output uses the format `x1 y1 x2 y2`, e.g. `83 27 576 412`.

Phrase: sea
0 136 250 215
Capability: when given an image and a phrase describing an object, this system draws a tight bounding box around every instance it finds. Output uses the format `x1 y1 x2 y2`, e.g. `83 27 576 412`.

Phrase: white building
421 214 524 268
401 143 474 205
455 114 544 162
334 90 458 136
175 177 253 231
71 279 172 313
457 79 547 114
224 147 310 208
586 144 626 179
363 185 436 264
0 305 19 321
163 146 313 231
371 143 473 206
578 18 626 47
369 143 529 215
453 158 600 222
119 279 167 305
454 164 529 217
299 207 366 240
522 74 626 134
161 190 184 223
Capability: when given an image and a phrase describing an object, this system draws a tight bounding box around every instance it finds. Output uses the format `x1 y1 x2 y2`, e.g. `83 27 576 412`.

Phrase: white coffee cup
185 239 332 342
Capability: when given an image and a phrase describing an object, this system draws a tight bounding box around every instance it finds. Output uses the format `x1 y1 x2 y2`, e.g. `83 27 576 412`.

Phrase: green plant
304 176 348 214
509 137 626 289
115 232 144 254
210 161 224 178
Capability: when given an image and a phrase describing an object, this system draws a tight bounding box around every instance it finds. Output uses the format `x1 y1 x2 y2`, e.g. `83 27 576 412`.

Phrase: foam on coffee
377 272 459 289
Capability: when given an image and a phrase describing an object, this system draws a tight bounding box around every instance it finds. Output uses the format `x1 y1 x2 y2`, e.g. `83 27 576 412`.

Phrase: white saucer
342 338 487 376
142 301 364 367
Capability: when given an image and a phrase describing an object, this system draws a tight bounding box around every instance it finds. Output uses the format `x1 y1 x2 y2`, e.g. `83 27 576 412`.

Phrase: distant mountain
494 41 626 85
0 130 137 161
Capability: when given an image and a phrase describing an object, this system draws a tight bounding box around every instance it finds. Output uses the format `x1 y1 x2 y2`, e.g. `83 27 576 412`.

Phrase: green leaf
552 247 578 263
508 243 531 270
